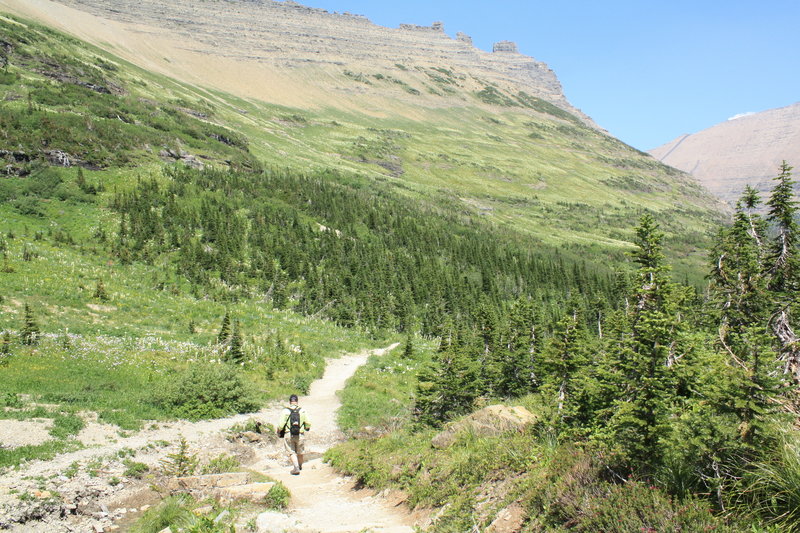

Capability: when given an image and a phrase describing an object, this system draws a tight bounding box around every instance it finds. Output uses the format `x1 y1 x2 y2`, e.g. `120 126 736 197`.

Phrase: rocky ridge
36 0 589 122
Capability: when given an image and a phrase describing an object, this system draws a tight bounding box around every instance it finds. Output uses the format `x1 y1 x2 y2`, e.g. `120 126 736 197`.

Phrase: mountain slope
0 0 727 276
650 102 800 205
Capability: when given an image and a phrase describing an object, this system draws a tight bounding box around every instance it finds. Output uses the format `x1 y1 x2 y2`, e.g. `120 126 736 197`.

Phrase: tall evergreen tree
600 215 689 468
495 298 541 397
0 330 11 357
764 162 800 382
402 333 414 359
708 186 783 443
541 305 588 420
414 328 481 426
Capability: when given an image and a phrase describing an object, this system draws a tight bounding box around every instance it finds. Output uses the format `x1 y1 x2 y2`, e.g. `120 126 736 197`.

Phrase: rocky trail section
0 344 418 532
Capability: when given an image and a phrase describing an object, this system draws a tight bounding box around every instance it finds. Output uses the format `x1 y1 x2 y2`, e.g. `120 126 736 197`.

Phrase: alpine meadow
0 2 799 532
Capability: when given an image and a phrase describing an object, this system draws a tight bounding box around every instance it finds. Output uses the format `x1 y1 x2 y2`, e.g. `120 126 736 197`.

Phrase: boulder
431 405 537 449
486 502 526 533
166 472 251 492
216 482 276 504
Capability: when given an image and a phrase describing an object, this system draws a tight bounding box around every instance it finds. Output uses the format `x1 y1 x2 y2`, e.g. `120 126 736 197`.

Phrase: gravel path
0 343 420 532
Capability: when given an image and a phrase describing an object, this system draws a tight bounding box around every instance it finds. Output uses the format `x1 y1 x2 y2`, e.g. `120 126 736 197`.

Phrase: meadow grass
0 190 380 429
0 439 82 470
336 335 436 435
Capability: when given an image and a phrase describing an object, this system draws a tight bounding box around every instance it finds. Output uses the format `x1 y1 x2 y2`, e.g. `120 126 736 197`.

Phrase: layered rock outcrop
23 0 585 120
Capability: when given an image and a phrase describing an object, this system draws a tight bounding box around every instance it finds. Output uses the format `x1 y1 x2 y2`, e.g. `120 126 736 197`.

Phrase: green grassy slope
0 15 380 441
0 12 724 434
0 12 727 278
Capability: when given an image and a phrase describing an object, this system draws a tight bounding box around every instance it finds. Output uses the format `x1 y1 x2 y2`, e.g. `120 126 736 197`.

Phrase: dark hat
289 394 298 403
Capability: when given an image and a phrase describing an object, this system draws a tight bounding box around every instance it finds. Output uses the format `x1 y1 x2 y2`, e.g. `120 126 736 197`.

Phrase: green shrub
573 481 726 532
200 454 240 474
475 85 516 107
1 392 23 408
98 409 142 431
153 364 259 420
732 434 800 530
49 412 85 439
0 440 80 470
159 437 198 477
228 418 268 434
263 479 290 510
123 459 150 479
130 494 196 533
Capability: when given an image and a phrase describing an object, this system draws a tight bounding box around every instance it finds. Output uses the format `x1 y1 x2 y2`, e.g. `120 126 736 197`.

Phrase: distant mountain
650 103 800 205
0 0 727 277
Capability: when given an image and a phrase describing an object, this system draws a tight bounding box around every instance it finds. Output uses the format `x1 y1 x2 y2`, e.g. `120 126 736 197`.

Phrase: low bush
49 412 85 439
0 440 80 470
571 481 727 532
731 433 800 530
152 364 259 421
1 392 23 408
263 479 290 510
200 454 240 474
123 459 150 479
130 494 196 533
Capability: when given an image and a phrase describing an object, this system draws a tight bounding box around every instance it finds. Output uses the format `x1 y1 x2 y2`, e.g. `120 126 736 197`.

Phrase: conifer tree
541 305 588 419
764 162 800 382
601 215 688 468
20 303 40 346
1 330 11 357
226 319 245 364
402 333 414 359
708 186 781 443
496 298 541 397
414 329 481 425
766 161 799 292
217 311 231 345
93 278 109 301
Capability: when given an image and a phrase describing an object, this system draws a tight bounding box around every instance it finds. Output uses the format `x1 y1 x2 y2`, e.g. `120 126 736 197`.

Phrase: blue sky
300 0 800 151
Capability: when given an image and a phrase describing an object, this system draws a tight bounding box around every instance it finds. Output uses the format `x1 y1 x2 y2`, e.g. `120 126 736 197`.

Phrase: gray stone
216 482 276 503
166 472 251 492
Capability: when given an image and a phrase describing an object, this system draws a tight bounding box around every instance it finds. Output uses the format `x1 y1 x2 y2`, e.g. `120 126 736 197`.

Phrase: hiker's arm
302 411 311 431
277 410 289 434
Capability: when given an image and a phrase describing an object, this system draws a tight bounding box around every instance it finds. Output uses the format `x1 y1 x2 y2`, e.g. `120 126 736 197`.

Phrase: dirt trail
252 344 416 532
0 344 421 532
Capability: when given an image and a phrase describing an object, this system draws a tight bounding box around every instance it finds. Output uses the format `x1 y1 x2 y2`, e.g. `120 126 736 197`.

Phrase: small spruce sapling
159 437 198 477
217 311 231 345
20 303 40 346
93 279 109 301
402 334 414 359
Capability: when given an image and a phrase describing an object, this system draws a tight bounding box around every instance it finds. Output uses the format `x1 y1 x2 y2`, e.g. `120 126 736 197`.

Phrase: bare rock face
20 0 588 123
493 41 518 53
650 102 800 205
431 405 537 449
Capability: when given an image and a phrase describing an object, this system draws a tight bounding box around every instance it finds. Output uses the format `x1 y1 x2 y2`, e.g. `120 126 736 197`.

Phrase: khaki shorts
283 434 304 455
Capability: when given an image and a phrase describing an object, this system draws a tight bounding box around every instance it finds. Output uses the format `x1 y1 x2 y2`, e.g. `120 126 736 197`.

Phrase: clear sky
300 0 800 151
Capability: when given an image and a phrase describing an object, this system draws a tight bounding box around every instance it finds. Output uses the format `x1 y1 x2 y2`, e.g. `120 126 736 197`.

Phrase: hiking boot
290 468 300 475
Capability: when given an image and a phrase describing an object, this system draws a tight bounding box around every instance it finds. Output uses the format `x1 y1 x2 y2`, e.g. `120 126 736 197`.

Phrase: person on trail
277 394 311 475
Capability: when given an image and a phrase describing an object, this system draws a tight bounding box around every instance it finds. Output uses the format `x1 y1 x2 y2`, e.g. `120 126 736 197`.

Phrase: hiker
277 394 311 475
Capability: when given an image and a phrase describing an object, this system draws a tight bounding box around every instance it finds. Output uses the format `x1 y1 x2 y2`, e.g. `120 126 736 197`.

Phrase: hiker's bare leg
290 453 300 471
298 453 304 469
